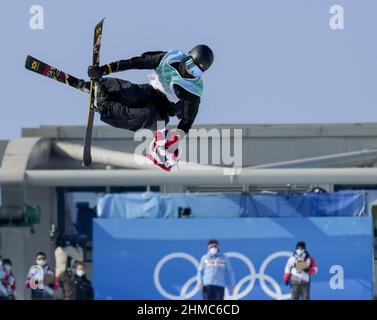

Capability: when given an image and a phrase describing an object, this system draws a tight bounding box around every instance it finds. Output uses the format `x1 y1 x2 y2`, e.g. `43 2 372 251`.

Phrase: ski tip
25 55 33 68
82 161 92 168
82 153 92 167
82 159 92 168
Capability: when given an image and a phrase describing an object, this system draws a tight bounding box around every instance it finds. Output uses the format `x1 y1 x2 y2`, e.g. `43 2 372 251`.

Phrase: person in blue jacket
197 239 235 300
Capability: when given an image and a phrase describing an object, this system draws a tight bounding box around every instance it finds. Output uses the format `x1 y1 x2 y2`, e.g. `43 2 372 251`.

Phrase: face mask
296 248 305 256
209 247 218 256
76 270 85 277
185 58 204 78
3 264 11 273
36 259 46 266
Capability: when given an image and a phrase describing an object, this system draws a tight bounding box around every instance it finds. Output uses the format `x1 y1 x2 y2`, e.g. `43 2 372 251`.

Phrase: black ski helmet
188 45 214 72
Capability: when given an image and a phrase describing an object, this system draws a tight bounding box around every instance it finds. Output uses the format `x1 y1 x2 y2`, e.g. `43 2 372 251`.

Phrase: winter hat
296 241 306 249
208 239 219 247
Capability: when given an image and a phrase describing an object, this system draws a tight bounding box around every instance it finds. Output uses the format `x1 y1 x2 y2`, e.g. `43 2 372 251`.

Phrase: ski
25 55 89 93
83 18 105 168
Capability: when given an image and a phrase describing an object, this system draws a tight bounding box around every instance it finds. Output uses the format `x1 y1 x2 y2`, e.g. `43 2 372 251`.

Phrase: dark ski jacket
73 275 94 300
106 51 201 133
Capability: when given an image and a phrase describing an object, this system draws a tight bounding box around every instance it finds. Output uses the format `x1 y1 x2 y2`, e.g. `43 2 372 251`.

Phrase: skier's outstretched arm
88 51 166 78
176 93 200 135
162 94 200 156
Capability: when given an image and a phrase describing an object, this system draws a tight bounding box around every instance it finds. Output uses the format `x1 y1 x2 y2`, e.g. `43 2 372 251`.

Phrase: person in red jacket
283 241 318 300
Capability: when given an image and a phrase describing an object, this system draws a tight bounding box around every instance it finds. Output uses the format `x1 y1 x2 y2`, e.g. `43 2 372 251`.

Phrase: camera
178 207 192 218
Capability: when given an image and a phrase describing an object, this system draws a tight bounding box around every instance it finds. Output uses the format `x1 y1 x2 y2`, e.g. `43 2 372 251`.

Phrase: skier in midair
86 45 214 171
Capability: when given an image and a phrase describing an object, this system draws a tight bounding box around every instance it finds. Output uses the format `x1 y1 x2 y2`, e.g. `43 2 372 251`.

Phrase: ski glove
87 65 110 79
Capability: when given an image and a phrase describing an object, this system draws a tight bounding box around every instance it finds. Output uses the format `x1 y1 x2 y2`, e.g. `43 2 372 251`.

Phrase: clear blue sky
1 0 376 139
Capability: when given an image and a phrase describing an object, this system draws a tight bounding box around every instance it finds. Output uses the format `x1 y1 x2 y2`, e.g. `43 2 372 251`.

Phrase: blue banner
97 191 366 219
93 217 373 300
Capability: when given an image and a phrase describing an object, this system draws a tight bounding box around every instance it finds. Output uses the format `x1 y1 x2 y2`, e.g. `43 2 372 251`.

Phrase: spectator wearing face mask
0 255 7 299
284 241 318 300
0 259 16 300
26 252 58 300
73 262 94 300
197 239 235 300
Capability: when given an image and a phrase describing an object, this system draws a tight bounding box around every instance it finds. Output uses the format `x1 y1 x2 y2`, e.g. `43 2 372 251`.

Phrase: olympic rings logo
153 251 292 300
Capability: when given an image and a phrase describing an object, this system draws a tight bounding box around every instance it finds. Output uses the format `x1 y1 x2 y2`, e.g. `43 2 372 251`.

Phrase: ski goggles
185 58 204 78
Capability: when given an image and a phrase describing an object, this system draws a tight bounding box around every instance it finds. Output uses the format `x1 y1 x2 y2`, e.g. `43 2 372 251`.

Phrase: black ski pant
290 279 310 300
202 285 225 300
97 77 169 132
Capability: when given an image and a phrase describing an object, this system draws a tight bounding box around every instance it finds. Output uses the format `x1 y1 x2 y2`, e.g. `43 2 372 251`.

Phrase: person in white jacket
284 241 318 300
25 252 57 300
